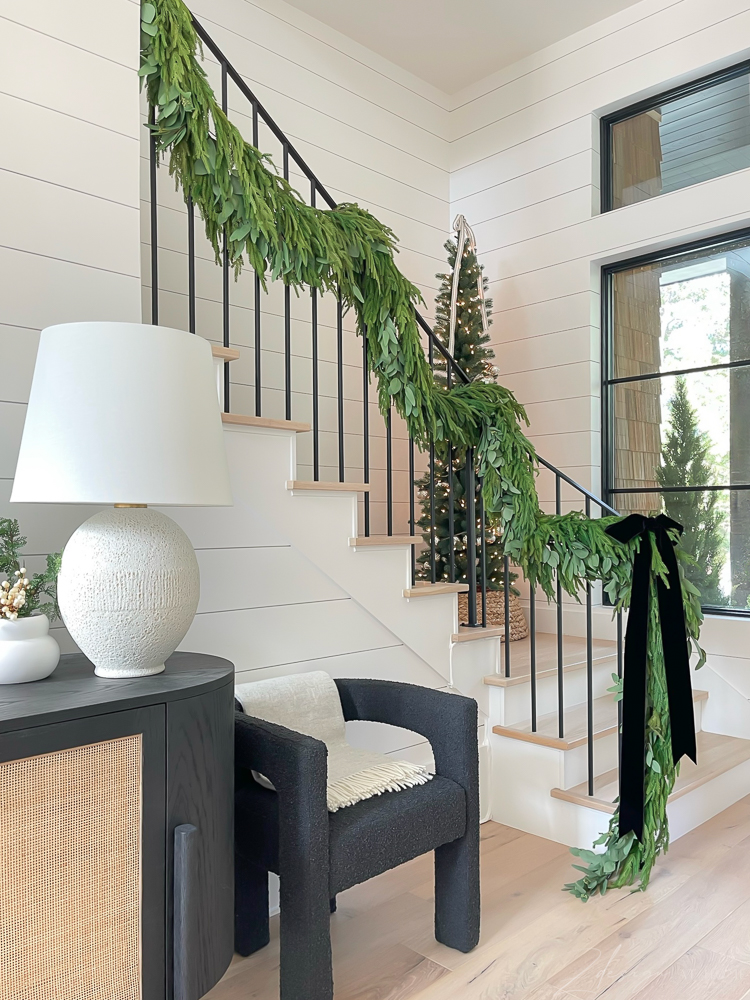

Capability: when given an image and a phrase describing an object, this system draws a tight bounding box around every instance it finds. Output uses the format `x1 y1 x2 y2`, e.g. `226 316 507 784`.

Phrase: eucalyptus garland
140 0 704 898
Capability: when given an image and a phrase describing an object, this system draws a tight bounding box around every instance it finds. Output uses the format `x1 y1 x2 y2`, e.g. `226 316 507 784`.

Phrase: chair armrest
333 679 478 794
234 710 328 800
234 710 330 910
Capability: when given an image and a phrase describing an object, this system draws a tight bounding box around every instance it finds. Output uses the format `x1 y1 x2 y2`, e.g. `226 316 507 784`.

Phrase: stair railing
145 14 624 801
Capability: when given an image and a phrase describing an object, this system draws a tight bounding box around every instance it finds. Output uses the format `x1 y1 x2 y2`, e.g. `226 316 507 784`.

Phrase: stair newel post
556 474 565 738
586 496 594 796
362 326 370 535
465 449 478 626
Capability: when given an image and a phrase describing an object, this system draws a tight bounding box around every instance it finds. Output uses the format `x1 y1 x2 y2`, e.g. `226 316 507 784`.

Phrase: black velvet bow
605 513 697 841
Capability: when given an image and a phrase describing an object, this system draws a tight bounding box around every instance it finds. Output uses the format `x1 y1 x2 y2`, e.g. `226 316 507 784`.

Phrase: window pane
611 489 750 610
613 366 750 493
612 238 750 380
610 71 750 209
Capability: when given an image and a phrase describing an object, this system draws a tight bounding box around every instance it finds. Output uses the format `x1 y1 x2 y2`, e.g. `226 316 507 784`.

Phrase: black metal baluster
503 556 511 678
465 449 477 626
149 106 159 325
221 64 230 412
429 439 436 584
386 405 393 535
337 298 344 482
447 443 455 582
409 436 416 585
556 474 564 738
428 335 436 582
283 143 291 421
253 103 261 417
310 182 319 478
529 583 537 732
586 496 594 796
362 329 370 535
479 480 487 627
617 608 623 773
187 196 196 333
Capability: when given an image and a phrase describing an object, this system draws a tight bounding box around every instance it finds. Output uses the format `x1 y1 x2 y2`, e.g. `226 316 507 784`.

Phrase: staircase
147 14 750 850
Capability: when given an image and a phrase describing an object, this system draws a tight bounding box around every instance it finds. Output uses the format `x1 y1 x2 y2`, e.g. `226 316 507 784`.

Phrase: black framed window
602 230 750 614
601 62 750 212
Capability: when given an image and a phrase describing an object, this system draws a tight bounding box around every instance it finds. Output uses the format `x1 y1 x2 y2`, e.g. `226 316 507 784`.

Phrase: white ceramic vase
57 507 200 678
0 614 60 684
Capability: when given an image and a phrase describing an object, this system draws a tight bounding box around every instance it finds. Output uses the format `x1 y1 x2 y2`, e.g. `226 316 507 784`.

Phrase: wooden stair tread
349 535 418 547
287 480 370 492
493 688 708 751
551 729 750 812
222 413 310 432
452 625 507 642
211 344 241 362
483 633 618 688
403 583 470 597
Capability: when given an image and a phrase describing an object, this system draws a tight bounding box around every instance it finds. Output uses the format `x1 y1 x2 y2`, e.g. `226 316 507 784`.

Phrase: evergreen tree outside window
603 232 750 613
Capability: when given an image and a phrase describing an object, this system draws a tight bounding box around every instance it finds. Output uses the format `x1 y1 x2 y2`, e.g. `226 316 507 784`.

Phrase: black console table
0 650 234 1000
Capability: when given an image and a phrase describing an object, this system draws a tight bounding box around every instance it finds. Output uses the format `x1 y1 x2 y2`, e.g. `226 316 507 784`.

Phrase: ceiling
283 0 645 93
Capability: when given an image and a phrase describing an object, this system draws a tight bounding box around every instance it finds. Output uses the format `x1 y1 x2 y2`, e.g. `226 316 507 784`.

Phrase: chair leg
434 831 480 953
234 852 270 957
279 874 333 1000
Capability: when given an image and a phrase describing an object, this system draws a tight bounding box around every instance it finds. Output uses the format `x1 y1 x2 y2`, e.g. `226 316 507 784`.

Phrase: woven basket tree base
458 590 529 640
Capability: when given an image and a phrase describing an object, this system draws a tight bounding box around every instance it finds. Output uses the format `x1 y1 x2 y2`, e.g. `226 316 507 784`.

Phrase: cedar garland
140 0 704 898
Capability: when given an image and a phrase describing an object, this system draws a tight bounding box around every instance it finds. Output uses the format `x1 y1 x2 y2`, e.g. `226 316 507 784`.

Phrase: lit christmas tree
415 221 509 595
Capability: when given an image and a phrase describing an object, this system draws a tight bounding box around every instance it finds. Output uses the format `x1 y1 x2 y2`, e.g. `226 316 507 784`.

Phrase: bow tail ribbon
605 514 697 841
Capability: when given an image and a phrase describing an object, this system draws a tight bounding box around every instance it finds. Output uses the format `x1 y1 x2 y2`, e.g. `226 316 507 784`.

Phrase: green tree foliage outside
657 375 727 606
415 239 511 590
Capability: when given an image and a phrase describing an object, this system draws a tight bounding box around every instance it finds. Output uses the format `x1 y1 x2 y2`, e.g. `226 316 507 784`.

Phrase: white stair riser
222 426 455 679
486 658 618 727
490 698 707 841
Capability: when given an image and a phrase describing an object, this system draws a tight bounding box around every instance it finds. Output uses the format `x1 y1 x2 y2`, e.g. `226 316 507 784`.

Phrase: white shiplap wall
0 0 142 650
449 0 750 505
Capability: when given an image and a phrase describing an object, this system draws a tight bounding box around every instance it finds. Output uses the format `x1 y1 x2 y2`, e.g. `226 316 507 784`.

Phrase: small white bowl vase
0 614 60 684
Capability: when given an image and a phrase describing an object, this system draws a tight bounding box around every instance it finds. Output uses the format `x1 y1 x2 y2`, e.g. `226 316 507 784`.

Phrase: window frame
600 60 750 213
601 227 750 617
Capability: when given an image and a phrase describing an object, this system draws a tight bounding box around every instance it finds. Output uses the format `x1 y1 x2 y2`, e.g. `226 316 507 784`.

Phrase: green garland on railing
140 0 704 898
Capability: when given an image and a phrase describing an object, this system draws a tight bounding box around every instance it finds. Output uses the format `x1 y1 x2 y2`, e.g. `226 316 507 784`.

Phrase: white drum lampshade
11 323 232 678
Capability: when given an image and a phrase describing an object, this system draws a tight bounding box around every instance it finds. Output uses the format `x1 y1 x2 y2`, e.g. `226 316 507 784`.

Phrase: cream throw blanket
235 671 432 812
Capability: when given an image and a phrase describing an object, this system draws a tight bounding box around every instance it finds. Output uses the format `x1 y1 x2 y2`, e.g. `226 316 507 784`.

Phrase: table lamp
11 322 232 678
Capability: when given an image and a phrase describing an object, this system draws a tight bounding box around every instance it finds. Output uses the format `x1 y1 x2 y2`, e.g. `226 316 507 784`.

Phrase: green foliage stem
0 519 61 621
141 0 705 898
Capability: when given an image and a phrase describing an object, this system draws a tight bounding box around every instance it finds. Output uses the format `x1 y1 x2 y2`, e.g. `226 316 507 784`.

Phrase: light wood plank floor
207 795 750 1000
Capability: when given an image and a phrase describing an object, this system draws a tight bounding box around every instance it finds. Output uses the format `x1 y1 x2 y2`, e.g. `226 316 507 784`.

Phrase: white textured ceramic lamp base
58 508 199 678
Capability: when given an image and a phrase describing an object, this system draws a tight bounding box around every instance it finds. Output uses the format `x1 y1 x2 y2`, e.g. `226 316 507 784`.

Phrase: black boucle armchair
234 677 480 1000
